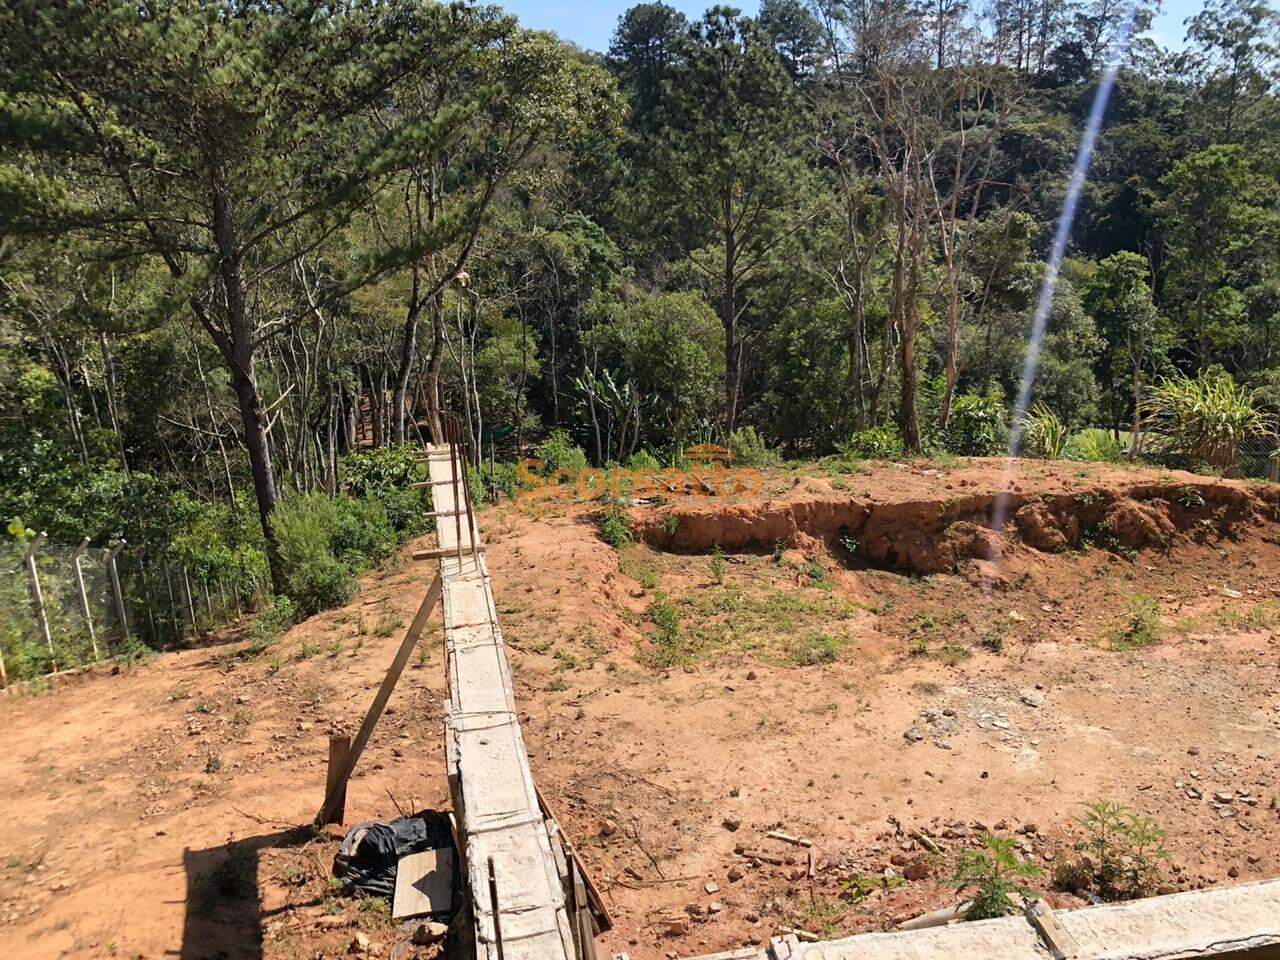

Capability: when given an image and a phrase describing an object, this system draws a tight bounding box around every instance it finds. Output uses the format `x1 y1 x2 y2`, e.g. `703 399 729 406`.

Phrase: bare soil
2 457 1279 960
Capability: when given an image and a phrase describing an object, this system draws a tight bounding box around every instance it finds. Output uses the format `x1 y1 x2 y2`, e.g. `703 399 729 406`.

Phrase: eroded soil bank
633 459 1280 574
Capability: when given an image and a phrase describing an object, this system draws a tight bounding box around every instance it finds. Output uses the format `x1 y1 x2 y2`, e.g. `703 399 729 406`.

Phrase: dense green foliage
1 0 1279 676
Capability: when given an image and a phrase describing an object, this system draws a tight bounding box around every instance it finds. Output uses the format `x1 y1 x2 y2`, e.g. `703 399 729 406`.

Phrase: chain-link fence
1237 437 1280 481
0 535 266 686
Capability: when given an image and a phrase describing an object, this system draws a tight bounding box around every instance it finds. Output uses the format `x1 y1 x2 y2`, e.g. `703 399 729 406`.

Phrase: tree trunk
723 191 741 435
210 171 283 591
391 266 423 445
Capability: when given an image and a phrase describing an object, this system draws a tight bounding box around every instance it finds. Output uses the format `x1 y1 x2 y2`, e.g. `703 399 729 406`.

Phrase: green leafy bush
332 495 396 570
952 833 1043 921
536 429 588 475
1022 402 1069 459
728 426 781 467
1065 428 1124 463
839 426 904 460
627 449 662 472
1141 370 1276 474
600 502 633 548
942 393 1007 456
1055 801 1169 902
340 445 427 532
469 462 521 505
270 494 357 616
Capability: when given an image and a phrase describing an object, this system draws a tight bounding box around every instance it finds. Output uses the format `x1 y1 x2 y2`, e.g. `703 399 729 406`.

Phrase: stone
664 917 690 936
349 933 372 955
600 818 619 837
903 857 930 881
727 866 745 882
707 901 724 914
904 726 925 743
1020 689 1045 708
722 817 742 832
705 882 719 894
410 922 448 945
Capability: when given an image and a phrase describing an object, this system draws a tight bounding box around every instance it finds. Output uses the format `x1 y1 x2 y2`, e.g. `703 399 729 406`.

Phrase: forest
0 0 1278 677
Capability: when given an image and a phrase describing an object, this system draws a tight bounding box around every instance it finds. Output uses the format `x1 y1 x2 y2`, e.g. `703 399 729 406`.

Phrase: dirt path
2 459 1279 960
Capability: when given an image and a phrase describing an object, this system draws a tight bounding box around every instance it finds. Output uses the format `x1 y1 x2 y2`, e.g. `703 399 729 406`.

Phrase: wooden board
393 847 455 920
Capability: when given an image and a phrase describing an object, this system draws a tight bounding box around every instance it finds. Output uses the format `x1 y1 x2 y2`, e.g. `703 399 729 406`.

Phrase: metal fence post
23 532 54 667
107 539 129 642
72 537 98 659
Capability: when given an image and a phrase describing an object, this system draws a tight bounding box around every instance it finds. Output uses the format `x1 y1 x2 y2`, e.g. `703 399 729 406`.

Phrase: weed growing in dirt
806 561 832 589
600 502 633 548
643 596 685 667
328 639 343 658
169 687 192 702
787 633 845 667
204 754 222 774
1100 595 1162 651
980 620 1008 653
373 614 402 638
1055 801 1169 901
295 640 320 661
547 676 570 692
1217 601 1280 630
266 653 284 675
711 544 726 584
952 833 1043 921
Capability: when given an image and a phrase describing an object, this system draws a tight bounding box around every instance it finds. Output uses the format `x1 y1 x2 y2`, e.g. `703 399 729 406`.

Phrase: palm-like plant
1142 372 1276 474
1022 403 1069 460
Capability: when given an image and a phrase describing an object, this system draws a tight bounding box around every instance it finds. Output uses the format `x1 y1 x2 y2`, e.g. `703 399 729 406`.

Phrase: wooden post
181 566 198 633
321 734 352 825
23 532 54 666
315 572 443 825
107 540 129 641
72 537 98 659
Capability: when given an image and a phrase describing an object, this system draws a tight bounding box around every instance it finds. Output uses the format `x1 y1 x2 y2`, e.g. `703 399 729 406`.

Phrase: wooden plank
1024 900 1079 960
393 847 455 920
413 545 485 562
315 573 443 825
319 735 351 825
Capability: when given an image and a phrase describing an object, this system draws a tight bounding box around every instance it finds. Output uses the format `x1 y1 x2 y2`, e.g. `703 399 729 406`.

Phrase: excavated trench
632 478 1280 575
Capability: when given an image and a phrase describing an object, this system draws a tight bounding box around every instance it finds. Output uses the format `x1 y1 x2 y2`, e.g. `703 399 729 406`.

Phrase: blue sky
499 0 1208 54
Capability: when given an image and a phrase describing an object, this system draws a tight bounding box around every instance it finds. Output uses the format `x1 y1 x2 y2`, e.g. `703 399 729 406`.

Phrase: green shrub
600 502 633 548
1056 801 1169 902
728 426 781 467
340 446 426 531
1022 402 1069 459
270 494 357 617
536 429 588 475
646 596 684 666
331 495 396 570
627 449 662 472
952 833 1043 921
839 426 903 460
1142 370 1276 474
469 462 521 504
942 393 1007 456
1065 428 1124 463
248 595 297 651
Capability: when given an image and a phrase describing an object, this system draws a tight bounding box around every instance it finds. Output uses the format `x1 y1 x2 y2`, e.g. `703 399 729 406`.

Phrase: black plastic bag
333 810 456 902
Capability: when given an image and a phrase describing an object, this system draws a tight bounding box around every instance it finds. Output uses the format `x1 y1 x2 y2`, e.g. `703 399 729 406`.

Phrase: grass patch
787 633 845 667
1099 595 1162 651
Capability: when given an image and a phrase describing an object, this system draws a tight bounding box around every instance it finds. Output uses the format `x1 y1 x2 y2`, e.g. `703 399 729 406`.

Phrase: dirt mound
633 470 1280 574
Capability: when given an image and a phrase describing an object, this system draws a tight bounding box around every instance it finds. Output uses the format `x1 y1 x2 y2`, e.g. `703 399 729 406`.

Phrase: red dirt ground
2 457 1279 960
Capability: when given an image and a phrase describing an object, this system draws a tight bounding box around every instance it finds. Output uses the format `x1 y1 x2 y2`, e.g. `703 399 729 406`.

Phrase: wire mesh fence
0 535 266 687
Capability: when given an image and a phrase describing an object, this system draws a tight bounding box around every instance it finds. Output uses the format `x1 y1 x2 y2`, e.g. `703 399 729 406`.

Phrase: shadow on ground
180 827 316 960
